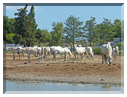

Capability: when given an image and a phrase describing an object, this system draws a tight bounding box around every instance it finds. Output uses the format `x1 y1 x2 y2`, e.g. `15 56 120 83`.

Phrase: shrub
119 50 124 56
116 41 124 48
93 47 101 55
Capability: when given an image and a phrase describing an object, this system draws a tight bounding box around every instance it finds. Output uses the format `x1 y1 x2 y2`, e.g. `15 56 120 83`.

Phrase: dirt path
3 54 124 85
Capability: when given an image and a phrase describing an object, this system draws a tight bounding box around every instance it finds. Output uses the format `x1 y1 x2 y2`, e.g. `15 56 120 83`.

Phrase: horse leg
21 52 23 60
102 54 104 64
41 54 43 62
114 55 115 61
77 54 79 63
115 55 116 61
74 54 76 63
19 52 20 59
64 53 67 61
13 52 15 60
103 55 106 63
38 53 41 62
52 52 54 61
28 53 31 63
53 52 56 61
39 51 43 62
106 55 109 64
49 51 51 56
81 54 84 63
116 54 118 63
23 52 24 59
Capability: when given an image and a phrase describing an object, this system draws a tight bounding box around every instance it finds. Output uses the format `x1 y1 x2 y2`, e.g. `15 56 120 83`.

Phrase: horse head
115 46 119 53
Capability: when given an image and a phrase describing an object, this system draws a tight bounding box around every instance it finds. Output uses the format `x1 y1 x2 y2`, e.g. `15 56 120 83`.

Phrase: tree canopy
3 5 124 47
63 15 84 48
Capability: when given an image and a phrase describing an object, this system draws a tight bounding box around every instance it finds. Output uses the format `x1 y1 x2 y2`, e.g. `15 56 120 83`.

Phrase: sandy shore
3 54 124 85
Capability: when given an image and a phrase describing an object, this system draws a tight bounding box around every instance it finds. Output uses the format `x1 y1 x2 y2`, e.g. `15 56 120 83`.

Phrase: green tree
102 18 115 42
3 16 16 43
13 34 22 44
50 22 63 46
14 4 37 46
41 29 52 43
84 17 97 46
6 33 16 43
121 20 124 40
95 18 115 43
63 15 83 49
36 29 52 46
113 19 121 38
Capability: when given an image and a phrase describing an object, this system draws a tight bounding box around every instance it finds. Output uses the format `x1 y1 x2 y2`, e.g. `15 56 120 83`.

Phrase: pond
3 80 124 94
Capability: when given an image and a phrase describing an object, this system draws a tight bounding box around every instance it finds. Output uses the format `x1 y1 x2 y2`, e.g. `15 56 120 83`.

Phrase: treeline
3 4 124 47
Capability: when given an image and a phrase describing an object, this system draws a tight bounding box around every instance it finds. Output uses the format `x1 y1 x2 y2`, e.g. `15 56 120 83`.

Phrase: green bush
116 41 124 47
119 50 124 56
93 47 101 55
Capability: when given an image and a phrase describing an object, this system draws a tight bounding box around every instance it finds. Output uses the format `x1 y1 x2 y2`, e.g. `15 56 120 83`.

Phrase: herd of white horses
5 44 119 64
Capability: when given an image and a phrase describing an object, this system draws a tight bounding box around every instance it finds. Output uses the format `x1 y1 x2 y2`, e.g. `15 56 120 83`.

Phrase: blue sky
5 5 123 32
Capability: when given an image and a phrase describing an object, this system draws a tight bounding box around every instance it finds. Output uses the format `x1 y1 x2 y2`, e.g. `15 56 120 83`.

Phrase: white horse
6 47 12 52
44 47 51 57
17 47 27 59
85 47 94 57
74 46 89 63
101 44 112 64
6 46 22 60
26 47 43 63
50 46 62 54
112 46 119 62
52 48 72 61
34 46 45 56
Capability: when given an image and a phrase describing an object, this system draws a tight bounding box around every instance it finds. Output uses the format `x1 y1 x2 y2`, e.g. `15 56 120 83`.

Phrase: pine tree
14 4 37 46
63 15 83 49
51 22 63 46
84 17 96 46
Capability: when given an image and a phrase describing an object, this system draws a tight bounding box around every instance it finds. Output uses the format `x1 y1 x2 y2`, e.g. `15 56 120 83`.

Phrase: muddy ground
3 54 124 85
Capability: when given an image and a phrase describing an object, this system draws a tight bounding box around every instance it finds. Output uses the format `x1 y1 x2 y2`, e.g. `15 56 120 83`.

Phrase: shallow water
3 80 124 94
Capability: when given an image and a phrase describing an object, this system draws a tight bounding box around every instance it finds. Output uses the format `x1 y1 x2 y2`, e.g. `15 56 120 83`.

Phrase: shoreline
4 73 123 85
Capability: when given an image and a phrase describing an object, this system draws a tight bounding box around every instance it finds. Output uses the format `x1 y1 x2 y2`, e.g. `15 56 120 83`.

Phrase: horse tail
44 48 46 57
42 47 44 56
41 47 43 56
68 49 72 56
104 54 106 63
85 48 89 57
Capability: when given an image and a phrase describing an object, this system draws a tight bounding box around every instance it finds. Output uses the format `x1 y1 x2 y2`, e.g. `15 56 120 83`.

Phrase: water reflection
4 80 123 92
